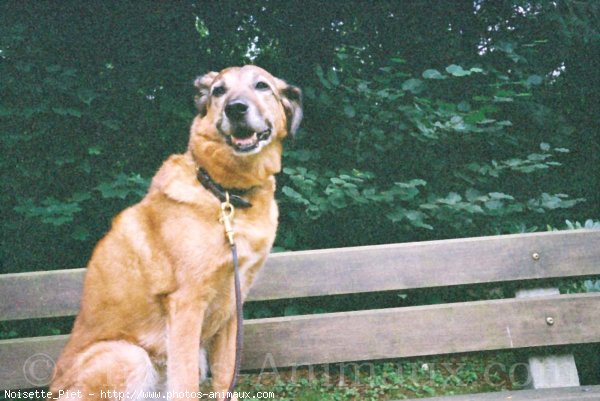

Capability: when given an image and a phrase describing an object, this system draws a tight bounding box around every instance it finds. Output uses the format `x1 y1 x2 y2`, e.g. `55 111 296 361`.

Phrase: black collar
196 168 253 209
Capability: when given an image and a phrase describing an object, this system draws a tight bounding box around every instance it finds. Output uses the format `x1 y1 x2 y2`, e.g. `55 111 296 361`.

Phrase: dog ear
194 71 218 116
280 84 303 136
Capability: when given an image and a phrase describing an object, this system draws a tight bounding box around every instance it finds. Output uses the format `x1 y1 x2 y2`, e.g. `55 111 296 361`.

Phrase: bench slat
2 230 599 321
243 293 600 368
2 293 600 390
0 270 84 321
0 335 67 390
254 230 600 301
404 385 600 400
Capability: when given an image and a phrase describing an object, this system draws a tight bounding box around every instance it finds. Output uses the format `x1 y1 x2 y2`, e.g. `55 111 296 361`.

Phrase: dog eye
255 81 270 91
212 86 226 97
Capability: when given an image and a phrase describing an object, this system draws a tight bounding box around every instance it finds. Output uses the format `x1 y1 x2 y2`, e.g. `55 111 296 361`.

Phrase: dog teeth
232 133 258 147
229 129 270 151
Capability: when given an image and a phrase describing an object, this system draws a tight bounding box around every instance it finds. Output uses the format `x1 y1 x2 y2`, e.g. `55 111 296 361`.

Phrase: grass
202 352 525 400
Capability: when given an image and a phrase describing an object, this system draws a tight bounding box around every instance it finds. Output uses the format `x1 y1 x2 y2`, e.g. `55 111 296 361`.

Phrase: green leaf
357 81 369 92
485 200 504 210
77 88 99 105
327 69 340 86
71 226 90 241
343 105 356 118
526 74 543 86
386 208 406 223
96 182 123 199
527 153 550 161
88 146 102 155
465 110 487 124
422 69 445 80
15 197 82 226
101 119 121 130
540 193 561 209
96 173 149 199
52 107 82 117
489 192 514 200
398 187 419 201
438 192 462 205
286 150 313 162
330 192 347 208
282 186 309 205
463 204 484 214
457 101 471 112
401 78 424 94
445 64 470 77
465 188 481 202
405 210 433 229
505 158 523 167
315 65 331 89
395 179 426 188
70 191 92 202
496 41 515 54
194 16 209 37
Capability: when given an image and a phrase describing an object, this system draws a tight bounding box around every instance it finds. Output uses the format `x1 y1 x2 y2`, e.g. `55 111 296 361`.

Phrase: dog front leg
164 292 207 401
208 315 238 401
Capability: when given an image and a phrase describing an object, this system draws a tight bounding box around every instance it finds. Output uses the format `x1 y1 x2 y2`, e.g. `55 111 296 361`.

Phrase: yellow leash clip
220 192 235 245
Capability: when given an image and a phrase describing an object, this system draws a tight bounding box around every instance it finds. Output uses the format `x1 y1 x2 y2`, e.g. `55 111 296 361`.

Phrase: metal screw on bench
532 252 540 261
546 316 555 326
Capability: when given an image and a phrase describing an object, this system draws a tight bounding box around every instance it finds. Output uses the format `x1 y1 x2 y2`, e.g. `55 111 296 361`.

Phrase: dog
48 65 302 401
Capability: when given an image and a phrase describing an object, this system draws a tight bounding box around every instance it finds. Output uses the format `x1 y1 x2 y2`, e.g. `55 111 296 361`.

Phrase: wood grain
242 293 600 369
251 230 600 301
2 230 599 320
0 269 84 321
2 293 600 390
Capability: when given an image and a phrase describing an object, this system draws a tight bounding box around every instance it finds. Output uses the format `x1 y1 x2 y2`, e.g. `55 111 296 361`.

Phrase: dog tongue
232 132 257 147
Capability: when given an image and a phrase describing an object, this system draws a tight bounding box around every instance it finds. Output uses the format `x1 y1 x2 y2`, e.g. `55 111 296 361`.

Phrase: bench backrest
1 230 599 390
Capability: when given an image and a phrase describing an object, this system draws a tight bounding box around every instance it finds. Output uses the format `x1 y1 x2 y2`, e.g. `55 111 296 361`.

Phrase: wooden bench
1 230 600 399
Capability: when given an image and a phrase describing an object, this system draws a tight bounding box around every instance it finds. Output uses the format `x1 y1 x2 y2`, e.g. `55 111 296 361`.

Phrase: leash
219 192 243 401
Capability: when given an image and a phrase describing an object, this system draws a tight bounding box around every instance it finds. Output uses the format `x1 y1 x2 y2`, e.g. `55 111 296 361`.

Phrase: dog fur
48 65 302 401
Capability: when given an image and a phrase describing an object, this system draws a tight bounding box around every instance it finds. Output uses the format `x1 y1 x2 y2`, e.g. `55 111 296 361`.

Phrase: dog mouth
225 128 272 153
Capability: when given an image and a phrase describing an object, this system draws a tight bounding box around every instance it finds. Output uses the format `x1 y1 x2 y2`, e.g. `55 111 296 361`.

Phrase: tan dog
49 65 302 401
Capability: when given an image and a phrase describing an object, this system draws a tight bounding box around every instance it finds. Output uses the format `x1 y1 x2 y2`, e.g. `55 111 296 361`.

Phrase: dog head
193 65 302 155
188 66 302 188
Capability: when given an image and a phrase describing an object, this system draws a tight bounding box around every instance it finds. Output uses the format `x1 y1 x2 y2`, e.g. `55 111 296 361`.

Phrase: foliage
1 1 599 271
1 4 196 270
276 47 587 249
227 352 522 401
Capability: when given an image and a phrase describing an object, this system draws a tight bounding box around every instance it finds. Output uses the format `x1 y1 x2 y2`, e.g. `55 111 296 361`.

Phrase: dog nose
225 101 248 120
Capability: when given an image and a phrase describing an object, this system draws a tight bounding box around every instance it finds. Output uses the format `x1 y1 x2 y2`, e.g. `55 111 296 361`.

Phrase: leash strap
226 242 243 400
220 193 243 401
